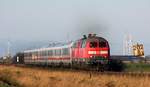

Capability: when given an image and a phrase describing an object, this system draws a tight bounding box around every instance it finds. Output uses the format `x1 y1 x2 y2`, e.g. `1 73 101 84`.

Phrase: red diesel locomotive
23 34 110 70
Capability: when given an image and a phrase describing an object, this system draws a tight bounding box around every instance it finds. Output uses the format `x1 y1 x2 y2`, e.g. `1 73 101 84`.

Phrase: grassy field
0 65 149 87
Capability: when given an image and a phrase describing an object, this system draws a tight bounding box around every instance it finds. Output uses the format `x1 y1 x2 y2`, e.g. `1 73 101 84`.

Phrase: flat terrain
0 65 149 87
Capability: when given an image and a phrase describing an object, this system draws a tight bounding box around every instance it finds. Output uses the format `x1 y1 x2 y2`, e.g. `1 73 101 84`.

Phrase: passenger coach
24 45 72 65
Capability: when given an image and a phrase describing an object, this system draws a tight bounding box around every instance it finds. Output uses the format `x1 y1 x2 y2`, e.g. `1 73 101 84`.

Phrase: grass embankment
124 63 150 72
0 65 150 87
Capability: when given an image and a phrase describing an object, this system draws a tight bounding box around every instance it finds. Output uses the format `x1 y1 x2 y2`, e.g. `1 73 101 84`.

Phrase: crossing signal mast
7 41 11 58
123 34 133 55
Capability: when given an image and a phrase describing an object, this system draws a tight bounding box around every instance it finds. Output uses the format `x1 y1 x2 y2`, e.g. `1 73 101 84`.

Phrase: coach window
27 53 29 58
89 42 98 48
52 50 54 56
27 53 29 57
41 51 44 56
45 51 47 56
51 50 53 56
62 48 65 55
37 51 39 57
24 53 27 59
42 51 46 56
28 53 30 57
59 49 61 55
56 49 59 56
30 53 32 58
48 50 50 56
35 52 37 57
42 51 44 56
57 49 60 56
38 51 41 57
29 53 32 58
54 50 57 56
46 51 48 56
51 50 52 56
24 53 26 57
63 48 69 55
48 50 52 56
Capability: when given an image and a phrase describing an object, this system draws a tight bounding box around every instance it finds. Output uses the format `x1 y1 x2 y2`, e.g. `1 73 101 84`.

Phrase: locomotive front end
86 35 110 66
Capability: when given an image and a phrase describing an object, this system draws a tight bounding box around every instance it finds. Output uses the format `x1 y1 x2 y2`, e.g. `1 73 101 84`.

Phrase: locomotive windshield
89 42 98 48
99 41 107 47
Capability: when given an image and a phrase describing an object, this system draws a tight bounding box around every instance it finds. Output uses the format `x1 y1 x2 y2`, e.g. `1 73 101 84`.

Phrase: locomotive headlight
100 51 108 54
88 51 96 54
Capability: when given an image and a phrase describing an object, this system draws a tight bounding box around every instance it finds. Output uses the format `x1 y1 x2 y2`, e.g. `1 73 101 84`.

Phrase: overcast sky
0 0 150 56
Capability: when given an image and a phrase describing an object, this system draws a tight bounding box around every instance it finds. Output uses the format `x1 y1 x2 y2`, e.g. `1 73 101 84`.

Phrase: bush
108 59 125 72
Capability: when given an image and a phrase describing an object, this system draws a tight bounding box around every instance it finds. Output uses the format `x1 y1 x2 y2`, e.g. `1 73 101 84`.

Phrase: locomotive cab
72 34 110 67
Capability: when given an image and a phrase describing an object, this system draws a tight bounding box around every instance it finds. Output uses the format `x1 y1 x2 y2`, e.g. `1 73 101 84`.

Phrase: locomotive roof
81 36 108 42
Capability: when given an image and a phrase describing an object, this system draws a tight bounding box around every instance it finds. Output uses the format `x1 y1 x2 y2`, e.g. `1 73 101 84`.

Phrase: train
20 34 110 71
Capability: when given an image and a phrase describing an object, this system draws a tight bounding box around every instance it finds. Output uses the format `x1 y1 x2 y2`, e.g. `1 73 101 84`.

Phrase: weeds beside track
0 64 150 87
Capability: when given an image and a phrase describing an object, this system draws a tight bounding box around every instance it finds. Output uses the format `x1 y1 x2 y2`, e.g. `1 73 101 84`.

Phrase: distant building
132 43 144 57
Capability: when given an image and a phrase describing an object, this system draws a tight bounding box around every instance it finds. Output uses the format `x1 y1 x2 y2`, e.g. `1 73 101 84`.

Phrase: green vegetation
124 63 150 72
108 59 150 72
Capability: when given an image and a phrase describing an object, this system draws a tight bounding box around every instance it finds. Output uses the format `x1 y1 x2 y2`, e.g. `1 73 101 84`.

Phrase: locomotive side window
89 42 98 48
73 42 77 48
78 41 81 48
99 41 107 48
81 40 86 48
